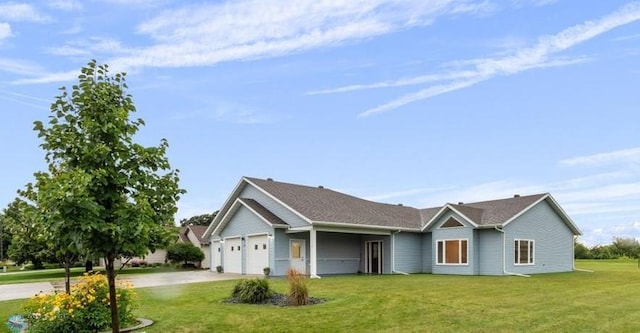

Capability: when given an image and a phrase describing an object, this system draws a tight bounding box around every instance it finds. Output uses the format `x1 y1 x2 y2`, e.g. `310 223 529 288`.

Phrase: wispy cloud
0 3 50 22
170 99 277 124
355 2 640 117
560 147 640 167
0 22 11 41
46 37 126 57
15 0 490 84
0 58 46 76
48 0 83 11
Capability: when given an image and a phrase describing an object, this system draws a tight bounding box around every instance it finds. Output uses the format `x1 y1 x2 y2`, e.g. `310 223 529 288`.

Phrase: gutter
494 226 530 278
391 230 409 275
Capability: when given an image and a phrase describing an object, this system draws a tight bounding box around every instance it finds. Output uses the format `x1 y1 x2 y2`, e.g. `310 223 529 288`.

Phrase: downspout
572 235 594 273
391 230 409 275
494 226 530 278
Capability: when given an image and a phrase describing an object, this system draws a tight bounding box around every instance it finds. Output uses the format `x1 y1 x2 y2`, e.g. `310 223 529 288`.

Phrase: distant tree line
575 237 640 259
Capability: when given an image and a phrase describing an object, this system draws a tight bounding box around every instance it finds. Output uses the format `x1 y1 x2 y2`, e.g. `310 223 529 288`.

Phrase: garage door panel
224 238 242 274
247 235 269 275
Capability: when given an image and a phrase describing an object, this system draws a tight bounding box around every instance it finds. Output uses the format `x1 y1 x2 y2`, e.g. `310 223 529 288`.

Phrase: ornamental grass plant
286 268 309 306
22 273 136 333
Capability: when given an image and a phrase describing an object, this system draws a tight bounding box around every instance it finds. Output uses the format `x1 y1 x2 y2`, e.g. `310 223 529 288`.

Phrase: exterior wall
273 230 309 276
240 185 309 228
428 211 476 275
219 206 273 238
477 228 503 275
316 232 361 274
393 232 422 273
504 200 575 274
422 232 432 273
185 230 210 268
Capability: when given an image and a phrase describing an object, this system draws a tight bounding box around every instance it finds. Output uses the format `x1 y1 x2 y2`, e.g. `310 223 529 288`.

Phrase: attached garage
246 234 269 275
224 237 242 273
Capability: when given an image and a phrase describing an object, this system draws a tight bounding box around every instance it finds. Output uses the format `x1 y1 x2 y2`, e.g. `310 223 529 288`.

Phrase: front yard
2 260 640 332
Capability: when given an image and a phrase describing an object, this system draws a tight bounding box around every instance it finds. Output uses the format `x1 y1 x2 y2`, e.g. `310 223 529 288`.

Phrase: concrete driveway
0 271 249 301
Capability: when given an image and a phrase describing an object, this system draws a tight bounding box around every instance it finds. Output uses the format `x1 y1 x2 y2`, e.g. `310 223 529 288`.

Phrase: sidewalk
0 271 247 301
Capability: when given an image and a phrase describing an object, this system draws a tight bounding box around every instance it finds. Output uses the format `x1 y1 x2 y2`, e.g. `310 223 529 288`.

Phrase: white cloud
0 22 11 41
170 100 277 124
12 69 78 84
46 37 126 57
560 147 640 167
357 2 640 116
17 0 490 84
0 3 50 22
0 58 45 76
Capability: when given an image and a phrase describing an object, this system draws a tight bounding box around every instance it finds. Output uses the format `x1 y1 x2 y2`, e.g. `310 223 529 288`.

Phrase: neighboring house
178 225 212 269
203 177 582 277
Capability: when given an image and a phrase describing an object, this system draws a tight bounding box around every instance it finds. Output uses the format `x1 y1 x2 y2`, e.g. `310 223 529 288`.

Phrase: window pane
461 240 468 264
519 241 529 264
529 241 534 263
514 240 519 264
292 243 301 259
445 240 459 264
437 241 443 264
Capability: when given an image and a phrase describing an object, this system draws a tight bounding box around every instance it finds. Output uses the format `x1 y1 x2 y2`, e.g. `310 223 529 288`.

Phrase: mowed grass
2 260 640 332
0 266 187 285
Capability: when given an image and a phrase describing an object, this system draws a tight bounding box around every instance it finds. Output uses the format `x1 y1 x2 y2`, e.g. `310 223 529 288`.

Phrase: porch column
310 227 320 278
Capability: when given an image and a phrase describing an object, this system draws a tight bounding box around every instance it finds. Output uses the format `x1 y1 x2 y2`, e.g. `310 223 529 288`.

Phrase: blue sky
1 0 639 246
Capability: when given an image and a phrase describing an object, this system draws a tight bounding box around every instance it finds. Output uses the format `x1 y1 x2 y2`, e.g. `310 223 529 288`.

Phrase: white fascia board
210 199 243 237
286 226 312 233
546 194 582 235
244 178 313 224
203 177 248 239
446 206 479 227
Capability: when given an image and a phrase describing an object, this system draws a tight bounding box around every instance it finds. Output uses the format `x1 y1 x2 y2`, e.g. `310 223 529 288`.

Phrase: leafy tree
32 60 184 333
166 242 205 266
0 212 11 262
611 237 640 258
3 199 51 269
574 242 592 259
179 211 218 227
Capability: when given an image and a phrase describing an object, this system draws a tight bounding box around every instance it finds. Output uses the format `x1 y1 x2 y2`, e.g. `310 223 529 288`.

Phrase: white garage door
247 234 269 275
211 241 221 271
224 237 242 274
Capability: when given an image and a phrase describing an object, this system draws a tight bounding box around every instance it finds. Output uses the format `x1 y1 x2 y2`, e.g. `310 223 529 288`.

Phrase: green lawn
0 266 187 285
2 260 640 332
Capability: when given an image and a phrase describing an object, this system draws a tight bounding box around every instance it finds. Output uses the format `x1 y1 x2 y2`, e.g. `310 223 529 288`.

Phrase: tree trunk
64 254 72 294
106 254 120 333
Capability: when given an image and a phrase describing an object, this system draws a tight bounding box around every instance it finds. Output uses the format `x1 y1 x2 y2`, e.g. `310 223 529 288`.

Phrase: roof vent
458 202 464 205
267 178 273 181
397 203 403 206
514 194 520 198
318 185 324 189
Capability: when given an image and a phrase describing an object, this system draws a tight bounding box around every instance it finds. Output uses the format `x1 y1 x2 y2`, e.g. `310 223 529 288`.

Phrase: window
254 244 258 250
436 239 468 265
514 239 534 265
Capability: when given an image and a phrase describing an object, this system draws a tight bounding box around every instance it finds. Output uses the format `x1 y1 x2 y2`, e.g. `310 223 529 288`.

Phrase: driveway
0 271 248 301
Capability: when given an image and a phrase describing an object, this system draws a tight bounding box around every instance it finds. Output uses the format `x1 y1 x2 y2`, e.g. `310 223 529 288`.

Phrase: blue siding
477 229 503 275
428 211 476 275
316 232 361 274
422 233 432 273
240 185 310 228
504 200 574 274
393 232 422 273
273 229 291 276
219 206 273 238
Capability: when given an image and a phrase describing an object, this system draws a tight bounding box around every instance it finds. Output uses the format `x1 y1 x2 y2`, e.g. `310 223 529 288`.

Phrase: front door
365 240 383 274
289 239 306 274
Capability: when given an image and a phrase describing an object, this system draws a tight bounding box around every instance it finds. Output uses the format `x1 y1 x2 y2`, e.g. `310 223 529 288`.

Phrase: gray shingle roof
246 177 422 229
239 177 567 232
239 198 288 226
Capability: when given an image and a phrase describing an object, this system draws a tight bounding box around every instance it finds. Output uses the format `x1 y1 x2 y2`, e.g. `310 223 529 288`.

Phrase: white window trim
514 239 535 266
436 238 469 266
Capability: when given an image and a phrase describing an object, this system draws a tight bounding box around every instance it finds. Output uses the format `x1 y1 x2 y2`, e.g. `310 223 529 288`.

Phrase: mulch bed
222 293 325 306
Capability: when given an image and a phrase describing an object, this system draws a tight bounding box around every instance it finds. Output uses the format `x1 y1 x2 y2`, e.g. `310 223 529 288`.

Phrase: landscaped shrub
286 268 309 306
22 273 136 333
166 243 205 267
231 279 273 304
